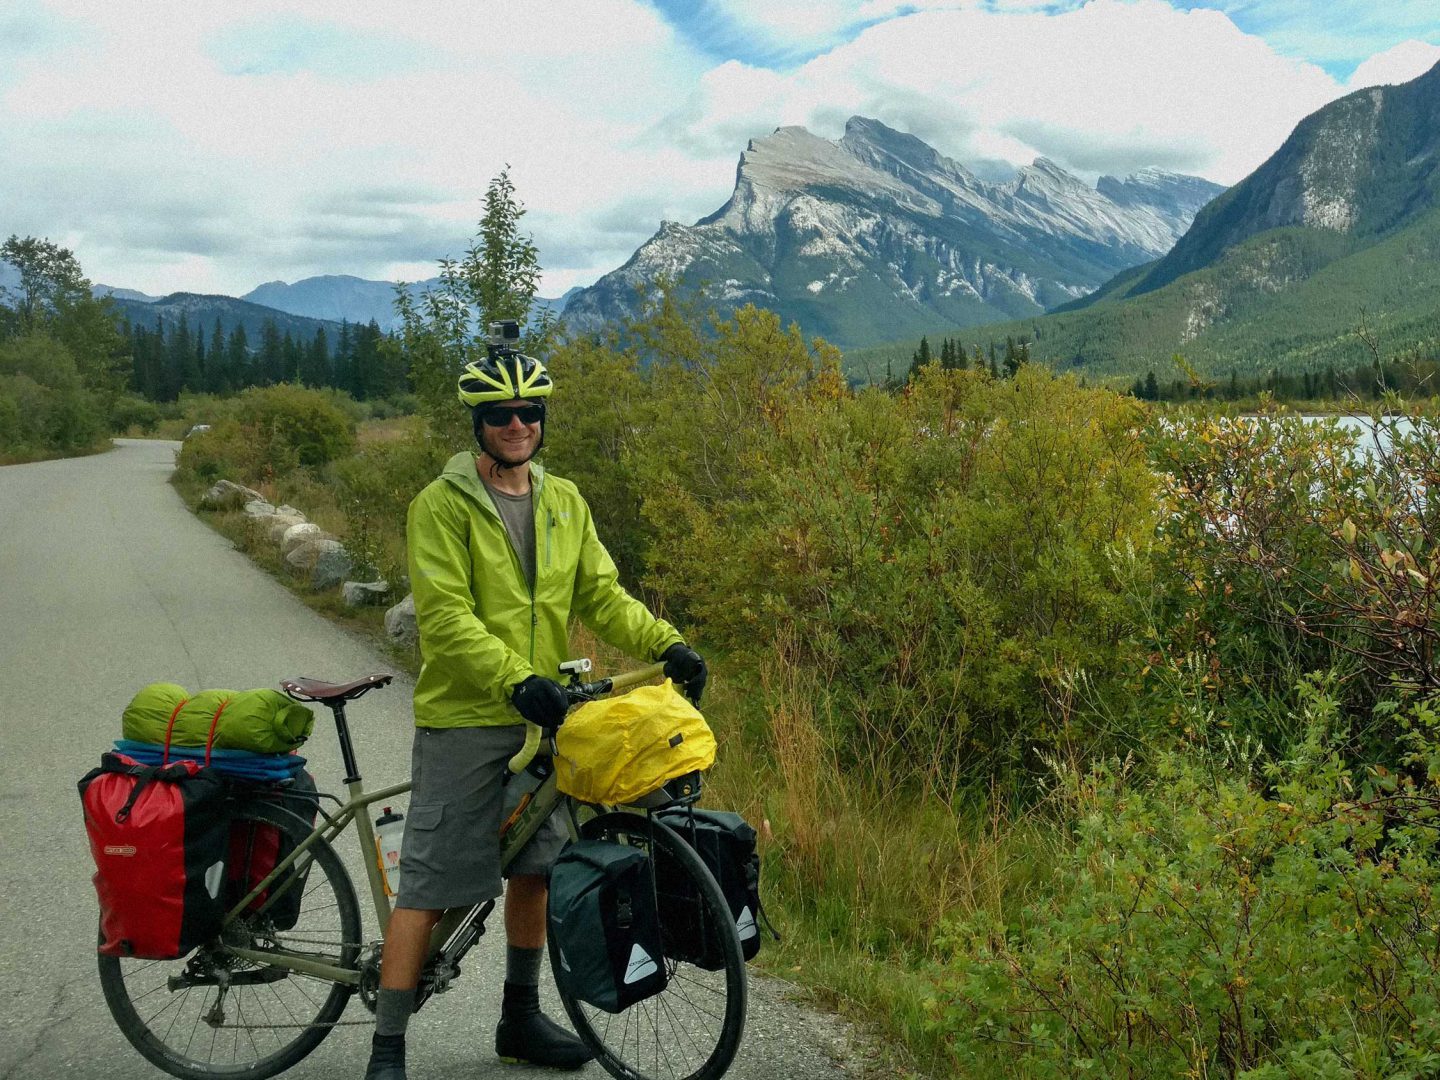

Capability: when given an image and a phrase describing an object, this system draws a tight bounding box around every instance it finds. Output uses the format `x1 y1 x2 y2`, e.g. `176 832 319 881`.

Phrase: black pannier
548 839 667 1013
224 771 319 932
655 808 765 967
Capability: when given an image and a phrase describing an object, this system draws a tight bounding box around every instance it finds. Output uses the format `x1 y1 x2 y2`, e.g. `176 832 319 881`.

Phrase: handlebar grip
506 722 543 776
610 660 667 693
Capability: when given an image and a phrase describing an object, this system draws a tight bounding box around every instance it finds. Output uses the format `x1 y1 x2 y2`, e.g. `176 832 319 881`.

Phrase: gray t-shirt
481 479 536 591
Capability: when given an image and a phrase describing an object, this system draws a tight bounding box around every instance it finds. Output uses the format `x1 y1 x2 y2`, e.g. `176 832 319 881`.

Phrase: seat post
330 701 362 784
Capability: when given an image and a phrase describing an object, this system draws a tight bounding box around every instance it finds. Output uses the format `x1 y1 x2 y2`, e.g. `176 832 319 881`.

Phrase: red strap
203 699 232 767
161 698 189 766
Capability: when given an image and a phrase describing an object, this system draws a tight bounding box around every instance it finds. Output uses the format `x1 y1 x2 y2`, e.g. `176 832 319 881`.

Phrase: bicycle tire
549 811 747 1080
98 797 362 1080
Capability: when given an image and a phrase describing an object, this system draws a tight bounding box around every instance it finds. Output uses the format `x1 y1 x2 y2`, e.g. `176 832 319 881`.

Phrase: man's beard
478 422 543 470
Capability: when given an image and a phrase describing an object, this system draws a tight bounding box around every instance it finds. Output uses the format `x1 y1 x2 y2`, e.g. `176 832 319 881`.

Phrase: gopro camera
487 320 522 348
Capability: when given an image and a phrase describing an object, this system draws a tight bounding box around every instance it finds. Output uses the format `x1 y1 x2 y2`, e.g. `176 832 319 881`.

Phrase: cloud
1183 1 1440 72
1347 39 1440 90
2 0 1433 299
662 1 1341 186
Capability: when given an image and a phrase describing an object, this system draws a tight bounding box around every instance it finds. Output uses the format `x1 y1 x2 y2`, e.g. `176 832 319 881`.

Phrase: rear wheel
98 798 362 1079
550 811 747 1080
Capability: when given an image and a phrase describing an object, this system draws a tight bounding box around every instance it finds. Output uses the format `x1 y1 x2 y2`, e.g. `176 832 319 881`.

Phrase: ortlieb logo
103 845 137 857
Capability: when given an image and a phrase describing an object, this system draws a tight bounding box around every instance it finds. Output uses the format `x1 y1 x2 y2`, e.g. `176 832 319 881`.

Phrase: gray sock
505 945 544 987
375 987 415 1037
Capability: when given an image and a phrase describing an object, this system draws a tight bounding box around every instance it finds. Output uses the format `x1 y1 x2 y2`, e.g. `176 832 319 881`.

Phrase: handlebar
506 660 667 775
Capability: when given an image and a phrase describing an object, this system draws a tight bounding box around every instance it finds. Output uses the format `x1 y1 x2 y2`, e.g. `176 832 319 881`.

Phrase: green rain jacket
407 452 684 729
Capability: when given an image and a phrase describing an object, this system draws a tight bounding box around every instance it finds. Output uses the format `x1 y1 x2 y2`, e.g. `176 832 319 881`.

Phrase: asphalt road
0 440 873 1080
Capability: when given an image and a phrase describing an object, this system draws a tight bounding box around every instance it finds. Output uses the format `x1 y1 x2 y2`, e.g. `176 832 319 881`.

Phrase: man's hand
511 675 570 727
660 643 708 705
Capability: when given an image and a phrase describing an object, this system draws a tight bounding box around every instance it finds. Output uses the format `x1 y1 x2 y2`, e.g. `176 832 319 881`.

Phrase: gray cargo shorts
394 725 566 911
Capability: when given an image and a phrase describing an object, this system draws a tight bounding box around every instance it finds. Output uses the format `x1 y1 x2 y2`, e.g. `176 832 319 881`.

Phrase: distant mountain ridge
108 292 351 347
562 116 1224 348
241 275 577 331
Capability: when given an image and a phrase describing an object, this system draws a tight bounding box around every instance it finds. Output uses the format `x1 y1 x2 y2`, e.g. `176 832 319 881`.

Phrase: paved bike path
0 440 874 1080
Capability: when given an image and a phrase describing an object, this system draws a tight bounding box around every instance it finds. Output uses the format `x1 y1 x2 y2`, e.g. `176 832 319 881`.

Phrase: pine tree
908 335 932 381
259 319 282 385
1144 370 1159 400
226 324 249 389
301 326 329 387
207 321 225 392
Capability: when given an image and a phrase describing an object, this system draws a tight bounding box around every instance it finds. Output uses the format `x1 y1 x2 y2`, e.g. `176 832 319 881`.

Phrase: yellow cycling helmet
457 352 554 406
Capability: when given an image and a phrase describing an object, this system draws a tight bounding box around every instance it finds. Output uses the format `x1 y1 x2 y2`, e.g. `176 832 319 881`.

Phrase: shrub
110 394 161 434
330 429 449 585
1142 400 1440 764
938 686 1440 1078
234 384 356 467
177 383 356 485
0 333 105 456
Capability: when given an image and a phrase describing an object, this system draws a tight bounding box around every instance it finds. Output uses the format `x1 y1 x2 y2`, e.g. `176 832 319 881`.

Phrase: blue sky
1 0 1435 297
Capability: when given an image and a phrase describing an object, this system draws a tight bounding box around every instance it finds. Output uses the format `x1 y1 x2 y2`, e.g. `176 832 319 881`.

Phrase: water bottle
375 806 405 897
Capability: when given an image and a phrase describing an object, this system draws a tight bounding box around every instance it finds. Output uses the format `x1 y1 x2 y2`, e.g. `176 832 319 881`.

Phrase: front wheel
550 811 747 1080
98 797 362 1079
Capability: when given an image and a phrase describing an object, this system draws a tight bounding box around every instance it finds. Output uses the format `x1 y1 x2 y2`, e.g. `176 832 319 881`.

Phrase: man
364 341 708 1079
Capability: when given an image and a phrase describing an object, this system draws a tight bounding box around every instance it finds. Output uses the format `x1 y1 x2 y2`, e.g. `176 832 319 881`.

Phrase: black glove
511 675 570 727
660 643 707 705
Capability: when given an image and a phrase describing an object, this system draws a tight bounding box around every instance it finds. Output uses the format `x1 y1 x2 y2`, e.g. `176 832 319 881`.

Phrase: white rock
385 593 418 647
286 537 351 591
282 522 324 555
243 499 276 518
200 479 264 510
342 580 390 607
268 515 307 544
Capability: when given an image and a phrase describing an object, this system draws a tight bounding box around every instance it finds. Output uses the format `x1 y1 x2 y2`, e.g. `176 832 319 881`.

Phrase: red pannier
79 752 229 959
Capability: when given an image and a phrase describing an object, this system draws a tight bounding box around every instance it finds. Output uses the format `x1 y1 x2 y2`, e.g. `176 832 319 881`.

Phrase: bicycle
97 660 748 1080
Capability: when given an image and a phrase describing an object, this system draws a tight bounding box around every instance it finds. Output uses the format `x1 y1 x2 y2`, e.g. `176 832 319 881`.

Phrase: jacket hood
439 451 546 514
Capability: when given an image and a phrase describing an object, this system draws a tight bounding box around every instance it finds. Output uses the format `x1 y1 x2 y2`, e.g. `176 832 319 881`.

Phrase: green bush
938 686 1440 1078
548 302 1158 792
110 394 161 434
330 429 449 585
0 333 106 457
176 383 356 485
1140 401 1440 765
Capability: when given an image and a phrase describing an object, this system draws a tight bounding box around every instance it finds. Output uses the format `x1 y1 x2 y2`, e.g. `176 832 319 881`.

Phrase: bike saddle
281 673 394 704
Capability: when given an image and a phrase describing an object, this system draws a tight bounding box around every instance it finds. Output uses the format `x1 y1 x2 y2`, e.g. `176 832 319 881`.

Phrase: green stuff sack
119 683 190 744
123 685 314 753
554 681 715 806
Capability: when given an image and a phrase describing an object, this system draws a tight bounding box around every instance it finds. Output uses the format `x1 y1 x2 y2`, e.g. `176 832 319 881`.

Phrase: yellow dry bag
555 680 716 805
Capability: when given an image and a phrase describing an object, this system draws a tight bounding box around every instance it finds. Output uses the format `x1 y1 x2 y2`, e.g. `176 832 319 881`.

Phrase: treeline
902 331 1440 403
126 314 405 402
900 333 1031 381
1128 350 1440 402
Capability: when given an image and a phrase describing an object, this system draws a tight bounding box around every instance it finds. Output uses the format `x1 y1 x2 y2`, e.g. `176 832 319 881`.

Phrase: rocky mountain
934 58 1440 377
242 275 579 331
1079 58 1440 307
562 116 1224 348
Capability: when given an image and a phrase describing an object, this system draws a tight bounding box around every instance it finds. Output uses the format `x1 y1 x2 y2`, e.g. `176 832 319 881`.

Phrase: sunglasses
479 404 545 427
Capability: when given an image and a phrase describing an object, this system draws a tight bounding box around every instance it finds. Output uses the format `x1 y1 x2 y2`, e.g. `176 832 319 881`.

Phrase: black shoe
495 1007 594 1070
364 1033 407 1080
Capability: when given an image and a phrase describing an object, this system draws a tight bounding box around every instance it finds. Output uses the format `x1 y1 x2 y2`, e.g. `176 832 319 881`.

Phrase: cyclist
365 344 708 1079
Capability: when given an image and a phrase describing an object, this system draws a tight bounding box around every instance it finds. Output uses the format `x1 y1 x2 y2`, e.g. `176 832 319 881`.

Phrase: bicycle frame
220 660 666 990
